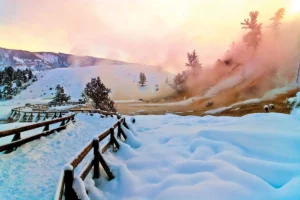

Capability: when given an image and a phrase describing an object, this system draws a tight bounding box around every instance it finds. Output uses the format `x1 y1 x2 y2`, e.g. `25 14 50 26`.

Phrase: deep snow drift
84 113 300 200
13 64 173 101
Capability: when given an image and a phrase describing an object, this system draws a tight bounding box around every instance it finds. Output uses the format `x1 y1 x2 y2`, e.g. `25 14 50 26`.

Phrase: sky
0 0 299 72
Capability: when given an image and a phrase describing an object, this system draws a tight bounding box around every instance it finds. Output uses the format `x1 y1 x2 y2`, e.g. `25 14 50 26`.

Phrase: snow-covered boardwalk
0 114 117 200
85 113 300 200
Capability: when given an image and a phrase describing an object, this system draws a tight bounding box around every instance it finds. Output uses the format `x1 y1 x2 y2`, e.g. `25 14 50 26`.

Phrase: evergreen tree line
0 66 37 100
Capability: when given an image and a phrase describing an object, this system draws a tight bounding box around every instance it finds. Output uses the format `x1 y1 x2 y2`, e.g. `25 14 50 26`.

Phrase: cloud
0 0 294 72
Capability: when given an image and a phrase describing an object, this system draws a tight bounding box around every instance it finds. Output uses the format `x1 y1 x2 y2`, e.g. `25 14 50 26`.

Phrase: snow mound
85 114 300 200
121 124 141 148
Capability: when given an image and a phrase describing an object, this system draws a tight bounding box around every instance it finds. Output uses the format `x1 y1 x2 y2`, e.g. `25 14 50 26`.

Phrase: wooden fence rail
48 101 86 107
9 110 69 122
69 109 121 118
0 114 75 153
55 117 130 200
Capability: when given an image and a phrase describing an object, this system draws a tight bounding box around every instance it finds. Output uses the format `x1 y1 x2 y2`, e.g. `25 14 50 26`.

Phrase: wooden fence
9 110 69 122
48 101 86 107
0 114 75 153
55 117 130 200
69 109 121 119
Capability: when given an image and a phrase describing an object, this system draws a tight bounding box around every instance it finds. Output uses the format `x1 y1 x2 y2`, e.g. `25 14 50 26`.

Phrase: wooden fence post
117 122 121 138
118 121 127 140
28 113 33 122
97 151 115 180
52 112 57 119
110 128 120 152
36 112 40 122
60 120 65 126
22 113 27 122
93 137 100 179
64 165 78 200
123 118 129 129
5 132 21 154
43 124 49 131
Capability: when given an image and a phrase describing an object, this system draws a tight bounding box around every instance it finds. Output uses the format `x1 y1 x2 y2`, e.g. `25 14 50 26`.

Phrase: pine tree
269 8 285 32
171 71 188 93
81 91 89 102
16 69 22 81
53 84 71 103
139 72 147 86
185 50 202 74
5 66 14 81
241 11 262 50
28 69 33 80
3 74 13 100
22 72 28 83
84 77 114 110
16 78 22 88
0 71 3 85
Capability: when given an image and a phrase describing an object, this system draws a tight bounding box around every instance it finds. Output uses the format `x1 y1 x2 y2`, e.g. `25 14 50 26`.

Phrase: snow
204 98 262 115
83 113 300 200
204 74 243 97
231 98 261 107
13 65 173 101
131 96 205 107
262 83 300 100
204 106 232 115
115 100 143 103
64 164 73 171
0 113 118 200
73 177 90 200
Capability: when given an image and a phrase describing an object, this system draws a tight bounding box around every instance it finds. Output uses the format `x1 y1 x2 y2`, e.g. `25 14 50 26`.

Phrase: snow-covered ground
83 113 300 200
1 108 300 199
0 114 118 200
13 65 173 101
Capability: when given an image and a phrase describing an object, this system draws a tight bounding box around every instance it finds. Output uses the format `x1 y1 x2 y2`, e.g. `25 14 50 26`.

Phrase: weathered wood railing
9 110 69 122
0 114 76 153
48 101 86 107
55 117 129 200
69 109 121 119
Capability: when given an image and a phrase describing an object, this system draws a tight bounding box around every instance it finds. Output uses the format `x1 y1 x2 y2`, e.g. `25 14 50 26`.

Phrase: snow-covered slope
14 64 173 101
0 47 126 71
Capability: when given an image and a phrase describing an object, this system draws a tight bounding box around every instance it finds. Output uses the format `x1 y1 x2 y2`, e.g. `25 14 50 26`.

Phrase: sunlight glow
289 0 300 14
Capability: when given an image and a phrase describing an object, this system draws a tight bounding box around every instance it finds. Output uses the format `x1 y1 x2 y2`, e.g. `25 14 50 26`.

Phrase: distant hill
0 47 127 71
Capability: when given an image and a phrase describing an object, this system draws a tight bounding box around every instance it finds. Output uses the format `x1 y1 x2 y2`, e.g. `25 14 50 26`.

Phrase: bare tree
269 8 285 31
241 11 262 50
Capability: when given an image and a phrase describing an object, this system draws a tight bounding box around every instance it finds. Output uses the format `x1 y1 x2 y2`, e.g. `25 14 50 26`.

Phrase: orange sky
0 0 299 71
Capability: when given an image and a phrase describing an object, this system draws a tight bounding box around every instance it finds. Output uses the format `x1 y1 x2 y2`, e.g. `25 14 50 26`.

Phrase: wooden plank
98 129 111 142
79 160 93 180
54 171 65 200
0 124 68 152
98 151 115 180
101 142 111 153
70 142 93 168
0 114 75 138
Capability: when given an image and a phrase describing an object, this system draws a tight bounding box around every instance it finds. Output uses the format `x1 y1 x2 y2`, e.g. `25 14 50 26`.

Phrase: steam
184 14 300 101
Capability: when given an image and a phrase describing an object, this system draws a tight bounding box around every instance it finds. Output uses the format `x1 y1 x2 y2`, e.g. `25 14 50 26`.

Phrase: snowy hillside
13 64 173 101
0 47 126 71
